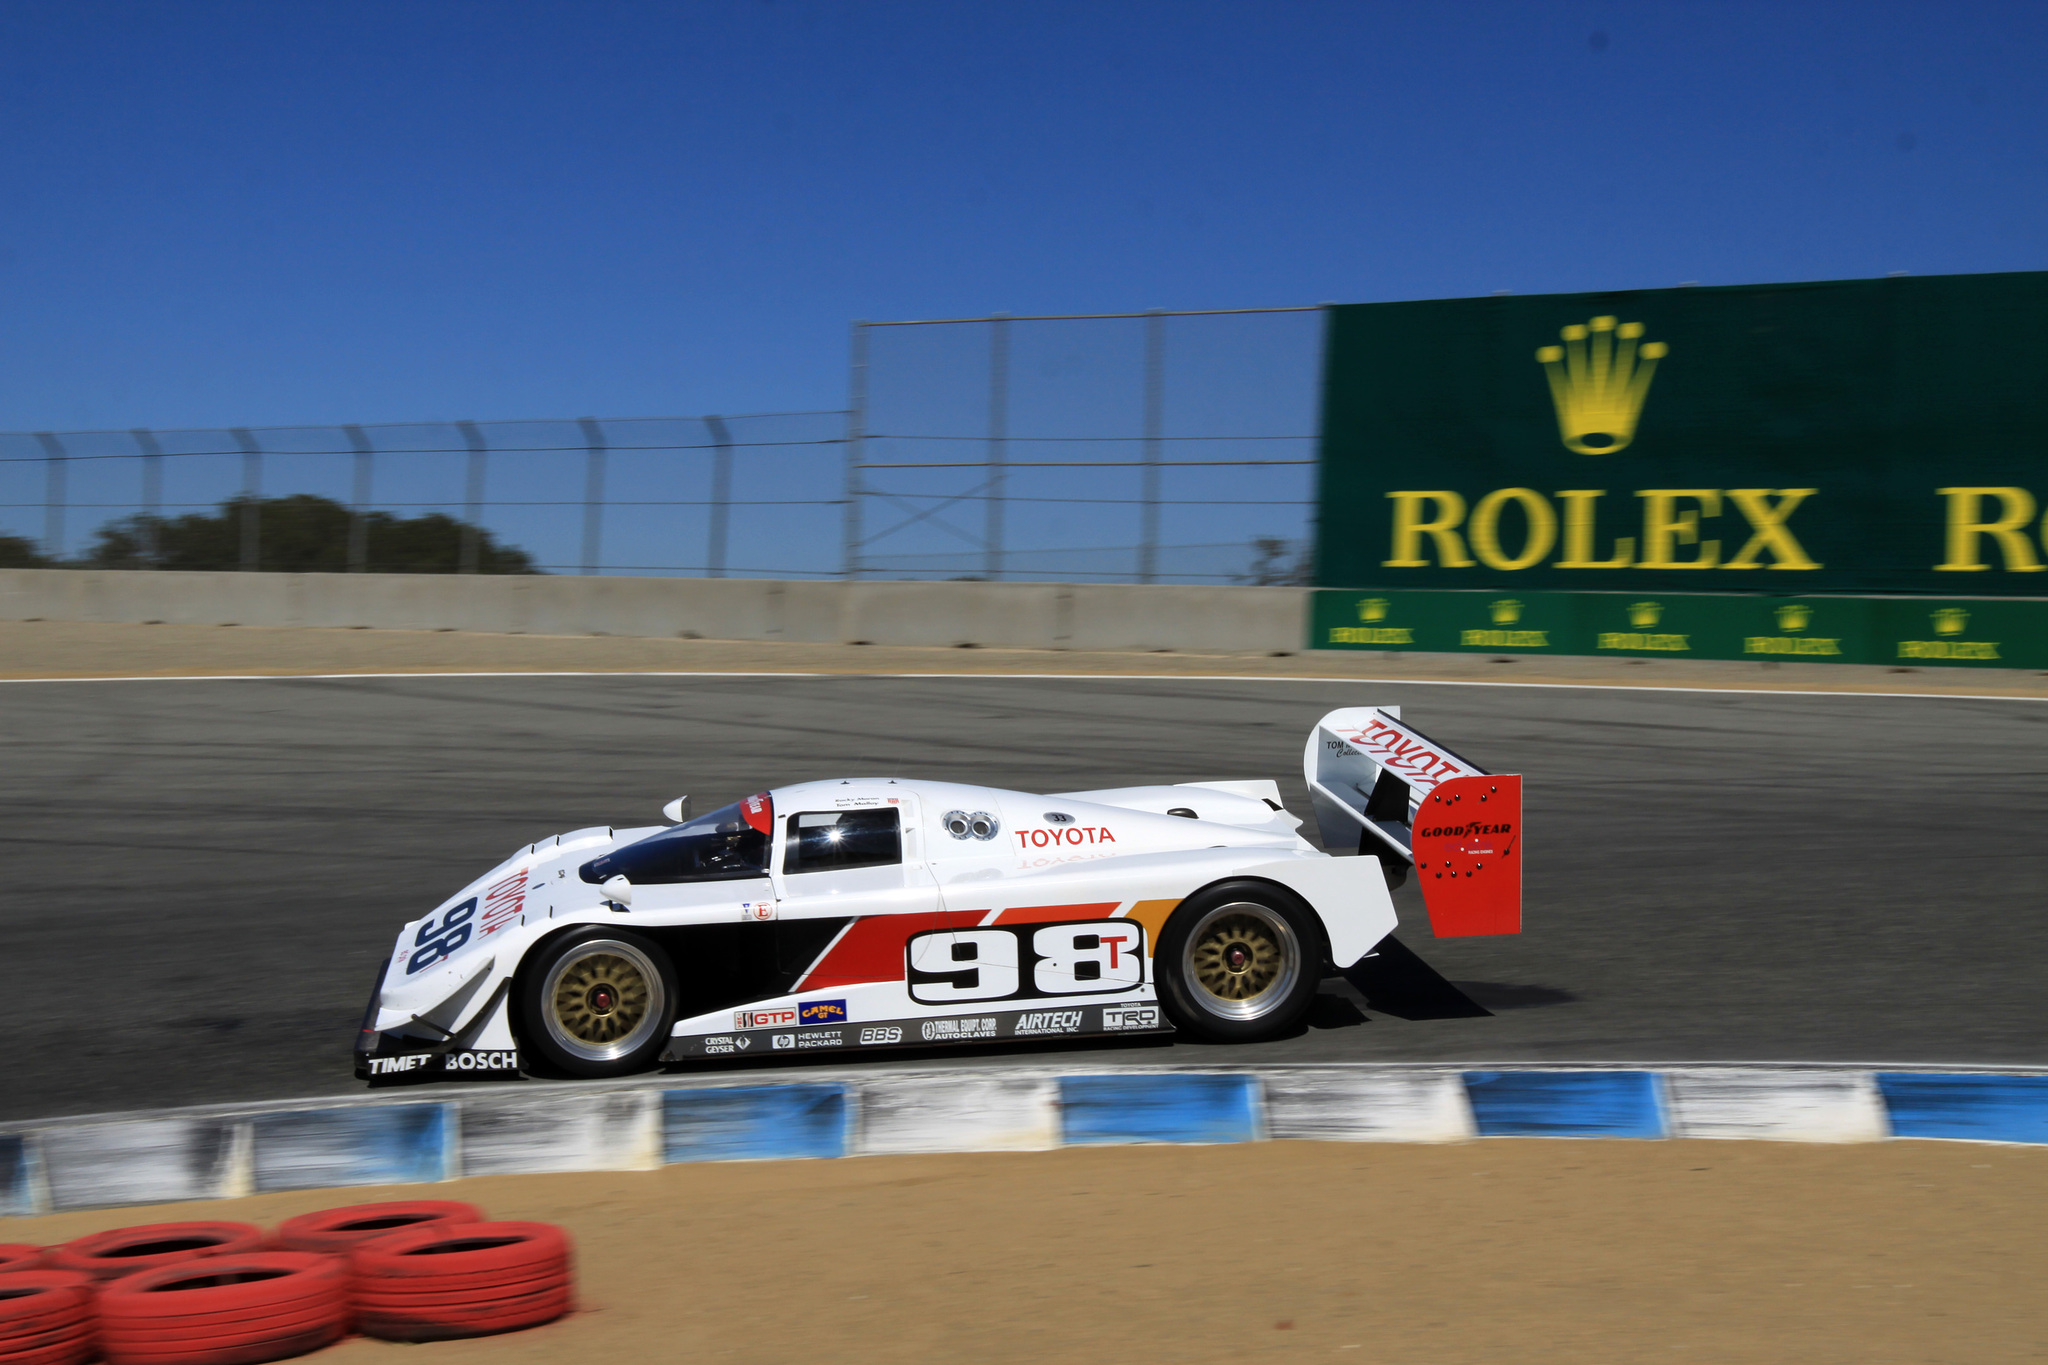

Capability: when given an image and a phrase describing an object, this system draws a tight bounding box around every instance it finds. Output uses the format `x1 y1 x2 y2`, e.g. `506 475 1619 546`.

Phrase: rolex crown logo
1775 603 1811 633
1932 607 1969 636
1628 600 1662 628
1489 598 1523 624
1536 315 1668 455
1359 597 1391 623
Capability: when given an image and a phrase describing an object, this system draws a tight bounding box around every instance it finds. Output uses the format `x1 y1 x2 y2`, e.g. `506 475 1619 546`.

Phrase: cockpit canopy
579 794 773 885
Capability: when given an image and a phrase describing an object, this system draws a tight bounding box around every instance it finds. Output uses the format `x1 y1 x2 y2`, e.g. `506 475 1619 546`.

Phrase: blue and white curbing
4 1065 2046 1216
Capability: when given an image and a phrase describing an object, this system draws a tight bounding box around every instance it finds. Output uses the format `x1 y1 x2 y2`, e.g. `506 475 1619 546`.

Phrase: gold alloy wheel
1182 903 1301 1021
543 941 664 1062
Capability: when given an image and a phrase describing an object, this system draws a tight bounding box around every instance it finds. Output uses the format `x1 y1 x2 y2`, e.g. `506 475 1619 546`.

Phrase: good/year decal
906 920 1144 1004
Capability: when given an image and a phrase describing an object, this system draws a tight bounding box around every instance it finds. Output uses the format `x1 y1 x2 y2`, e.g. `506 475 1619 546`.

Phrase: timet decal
1536 315 1668 455
799 999 847 1026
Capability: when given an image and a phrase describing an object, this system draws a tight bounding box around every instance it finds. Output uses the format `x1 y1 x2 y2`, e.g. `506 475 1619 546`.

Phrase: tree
83 495 540 573
0 532 50 568
1243 536 1311 586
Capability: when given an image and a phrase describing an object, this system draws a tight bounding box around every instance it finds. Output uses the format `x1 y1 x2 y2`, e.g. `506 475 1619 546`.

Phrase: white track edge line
0 669 2042 702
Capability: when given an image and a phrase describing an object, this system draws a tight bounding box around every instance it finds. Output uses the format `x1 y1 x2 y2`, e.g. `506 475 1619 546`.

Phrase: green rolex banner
1313 271 2048 596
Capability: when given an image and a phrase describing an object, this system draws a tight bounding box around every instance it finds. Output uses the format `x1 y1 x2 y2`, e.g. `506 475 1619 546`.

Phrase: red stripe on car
991 902 1121 925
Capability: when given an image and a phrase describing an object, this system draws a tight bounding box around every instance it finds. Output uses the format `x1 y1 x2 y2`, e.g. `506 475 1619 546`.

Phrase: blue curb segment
0 1134 31 1217
16 1065 2048 1216
663 1084 849 1163
1464 1070 1666 1138
252 1103 453 1191
1876 1073 2048 1144
1059 1073 1261 1145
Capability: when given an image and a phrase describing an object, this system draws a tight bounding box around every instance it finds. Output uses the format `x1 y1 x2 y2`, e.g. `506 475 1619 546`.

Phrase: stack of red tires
0 1201 573 1365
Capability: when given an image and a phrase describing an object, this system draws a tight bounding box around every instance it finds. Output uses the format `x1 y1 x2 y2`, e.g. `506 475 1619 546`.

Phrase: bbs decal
907 920 1144 1005
406 897 476 975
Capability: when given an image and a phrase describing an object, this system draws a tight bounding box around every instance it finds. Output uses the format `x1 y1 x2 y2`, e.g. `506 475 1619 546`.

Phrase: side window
783 809 901 875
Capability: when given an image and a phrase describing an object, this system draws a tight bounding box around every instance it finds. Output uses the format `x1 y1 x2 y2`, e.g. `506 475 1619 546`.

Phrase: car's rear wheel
1155 882 1323 1043
515 929 678 1077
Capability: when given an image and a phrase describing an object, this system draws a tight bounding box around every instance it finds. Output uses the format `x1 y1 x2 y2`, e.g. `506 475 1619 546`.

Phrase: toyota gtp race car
354 706 1521 1082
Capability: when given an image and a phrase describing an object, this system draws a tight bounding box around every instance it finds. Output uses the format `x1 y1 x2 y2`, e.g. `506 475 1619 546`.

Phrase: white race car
354 707 1523 1082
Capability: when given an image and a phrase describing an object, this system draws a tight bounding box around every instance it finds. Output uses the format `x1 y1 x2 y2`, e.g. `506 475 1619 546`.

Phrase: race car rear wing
1303 706 1521 937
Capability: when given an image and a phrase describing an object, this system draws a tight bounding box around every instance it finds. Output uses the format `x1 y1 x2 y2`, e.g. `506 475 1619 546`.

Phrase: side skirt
664 1002 1172 1061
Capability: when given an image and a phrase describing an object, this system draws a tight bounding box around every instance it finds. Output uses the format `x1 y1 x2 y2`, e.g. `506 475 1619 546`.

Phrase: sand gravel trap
4 1139 2043 1364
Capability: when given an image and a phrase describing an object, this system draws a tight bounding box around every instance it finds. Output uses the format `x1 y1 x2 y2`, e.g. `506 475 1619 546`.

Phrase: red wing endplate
1411 774 1522 937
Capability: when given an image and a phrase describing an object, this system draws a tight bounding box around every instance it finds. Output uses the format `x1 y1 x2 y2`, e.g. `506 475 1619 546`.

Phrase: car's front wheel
515 929 678 1077
1155 882 1323 1043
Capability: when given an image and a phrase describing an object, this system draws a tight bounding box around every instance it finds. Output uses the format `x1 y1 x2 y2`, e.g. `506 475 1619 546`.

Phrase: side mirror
600 874 634 907
661 795 691 823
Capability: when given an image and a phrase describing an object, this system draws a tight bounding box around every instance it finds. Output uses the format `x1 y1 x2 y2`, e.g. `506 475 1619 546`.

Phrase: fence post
1139 309 1165 584
456 421 487 574
131 430 164 567
345 425 373 573
34 433 66 562
985 313 1009 581
704 415 732 578
578 417 607 576
231 429 262 571
844 322 868 579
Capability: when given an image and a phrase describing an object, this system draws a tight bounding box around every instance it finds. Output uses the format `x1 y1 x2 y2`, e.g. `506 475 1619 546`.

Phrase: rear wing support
1303 706 1522 938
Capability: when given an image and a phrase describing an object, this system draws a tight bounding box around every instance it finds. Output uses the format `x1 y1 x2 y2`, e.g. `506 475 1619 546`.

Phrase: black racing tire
514 929 678 1078
1154 880 1324 1044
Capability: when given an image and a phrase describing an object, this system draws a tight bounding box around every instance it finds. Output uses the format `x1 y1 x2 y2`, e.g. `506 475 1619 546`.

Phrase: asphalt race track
3 672 2044 1121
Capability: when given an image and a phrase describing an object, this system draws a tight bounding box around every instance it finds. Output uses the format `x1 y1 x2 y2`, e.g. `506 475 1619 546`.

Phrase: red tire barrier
0 1250 41 1276
0 1269 96 1365
272 1200 483 1255
44 1224 264 1283
349 1221 572 1341
95 1253 346 1365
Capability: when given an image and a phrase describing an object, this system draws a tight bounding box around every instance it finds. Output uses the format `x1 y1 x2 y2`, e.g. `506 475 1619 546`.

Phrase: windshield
580 794 772 885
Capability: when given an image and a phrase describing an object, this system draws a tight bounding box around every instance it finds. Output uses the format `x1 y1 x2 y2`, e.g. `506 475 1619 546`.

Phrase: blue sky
0 1 2041 578
0 0 2039 431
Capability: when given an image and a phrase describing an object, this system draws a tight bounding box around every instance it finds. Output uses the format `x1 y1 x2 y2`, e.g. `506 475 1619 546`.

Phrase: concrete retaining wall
0 570 1311 653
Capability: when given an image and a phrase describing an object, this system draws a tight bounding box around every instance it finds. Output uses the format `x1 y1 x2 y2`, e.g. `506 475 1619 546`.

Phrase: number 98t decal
907 920 1144 1004
406 897 476 975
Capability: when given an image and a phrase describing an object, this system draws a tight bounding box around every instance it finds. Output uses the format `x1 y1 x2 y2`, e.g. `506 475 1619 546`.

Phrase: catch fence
0 307 1329 584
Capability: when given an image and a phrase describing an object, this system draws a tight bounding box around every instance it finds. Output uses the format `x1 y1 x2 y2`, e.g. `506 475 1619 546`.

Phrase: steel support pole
34 433 65 562
704 415 732 578
844 321 868 580
1139 309 1165 584
131 430 164 567
344 425 372 573
985 313 1009 581
578 417 606 576
231 429 261 571
457 421 487 574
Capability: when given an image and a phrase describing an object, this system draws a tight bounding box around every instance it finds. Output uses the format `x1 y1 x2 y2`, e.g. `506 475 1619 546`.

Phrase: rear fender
1211 857 1399 968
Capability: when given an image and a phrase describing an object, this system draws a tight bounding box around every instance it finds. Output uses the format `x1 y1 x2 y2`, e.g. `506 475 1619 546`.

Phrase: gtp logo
799 999 847 1026
734 1008 797 1030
